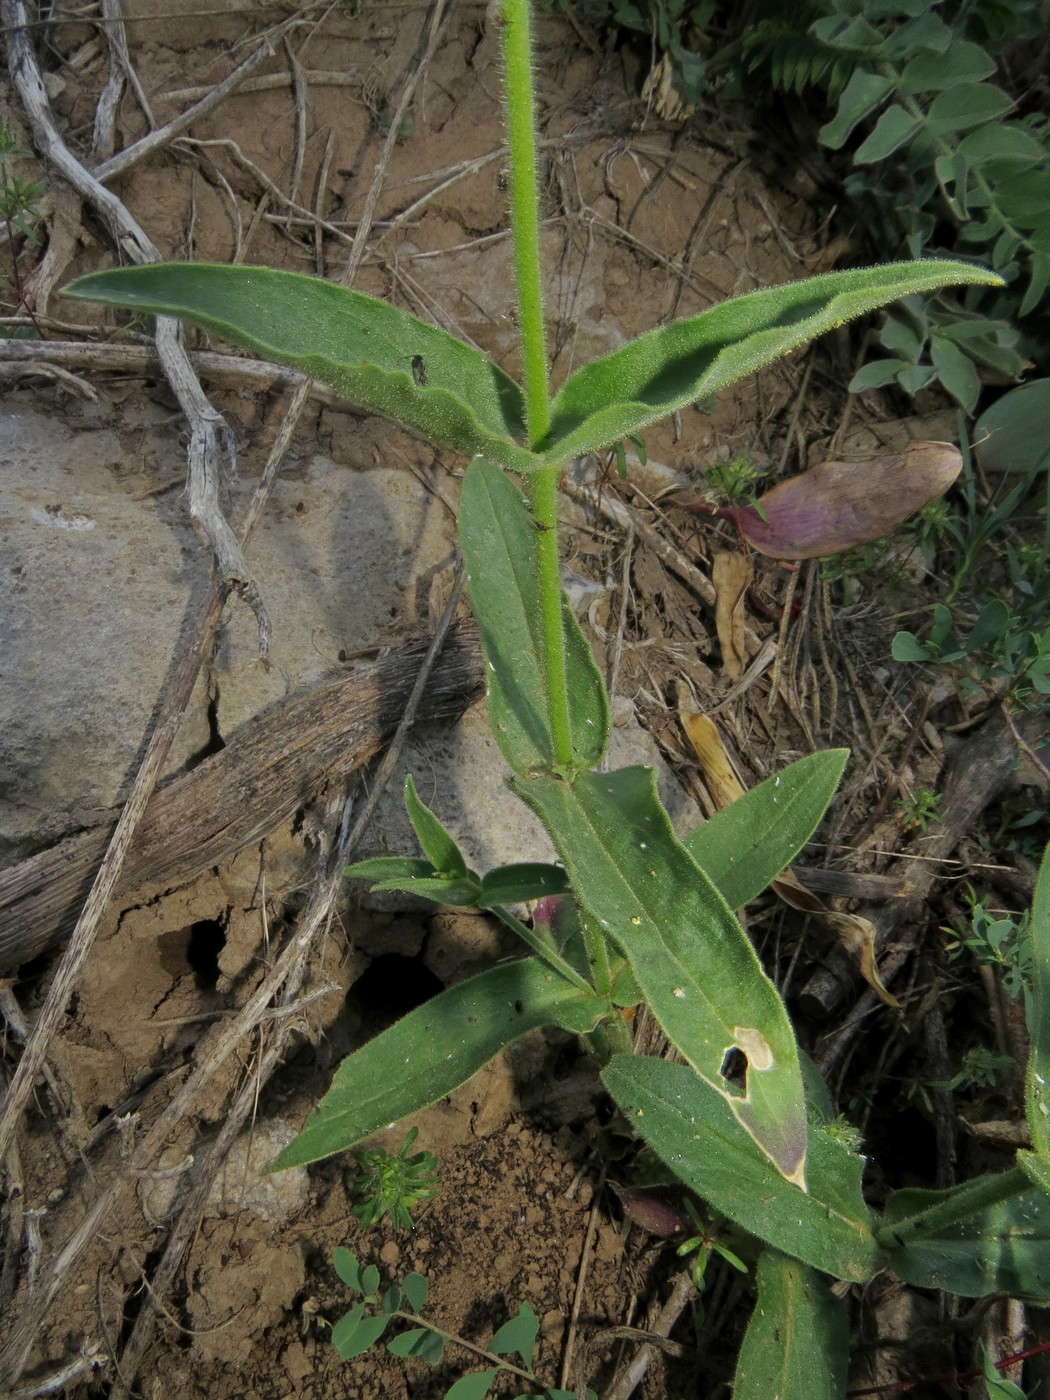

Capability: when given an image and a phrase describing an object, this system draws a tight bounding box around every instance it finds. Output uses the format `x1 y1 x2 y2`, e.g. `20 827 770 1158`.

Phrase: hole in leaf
719 1047 747 1097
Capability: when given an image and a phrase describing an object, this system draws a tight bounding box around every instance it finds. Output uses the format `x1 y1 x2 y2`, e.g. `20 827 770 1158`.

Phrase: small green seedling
904 497 951 556
329 1249 595 1400
349 1127 438 1232
674 1197 749 1289
904 1046 1018 1115
896 786 941 833
945 888 1032 1010
892 597 1050 706
703 453 764 507
607 432 646 481
946 1047 1017 1096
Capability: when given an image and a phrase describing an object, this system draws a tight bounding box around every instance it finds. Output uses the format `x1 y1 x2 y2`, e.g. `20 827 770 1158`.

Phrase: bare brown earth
1 4 1048 1400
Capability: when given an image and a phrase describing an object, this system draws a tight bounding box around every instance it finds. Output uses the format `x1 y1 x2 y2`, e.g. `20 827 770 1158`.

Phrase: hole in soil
180 686 226 768
867 1098 938 1183
347 953 444 1038
186 919 226 990
14 949 53 985
719 1047 748 1096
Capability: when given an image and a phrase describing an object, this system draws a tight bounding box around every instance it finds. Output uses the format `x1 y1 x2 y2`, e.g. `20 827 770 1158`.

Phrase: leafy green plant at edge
891 415 1050 711
0 118 45 337
62 2 1050 1393
946 884 1033 1011
722 0 1050 408
539 0 712 108
327 1249 595 1400
702 451 766 509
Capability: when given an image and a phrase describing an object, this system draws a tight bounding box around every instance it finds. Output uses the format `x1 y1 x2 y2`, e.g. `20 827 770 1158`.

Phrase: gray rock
0 406 209 854
0 404 456 861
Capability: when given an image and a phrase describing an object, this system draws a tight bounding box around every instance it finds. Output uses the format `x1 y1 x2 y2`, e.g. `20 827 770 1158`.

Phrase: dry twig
0 335 342 401
812 706 1049 1071
92 42 271 184
602 1271 699 1400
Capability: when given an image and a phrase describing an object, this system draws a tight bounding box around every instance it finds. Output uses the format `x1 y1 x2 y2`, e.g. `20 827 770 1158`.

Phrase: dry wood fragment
790 868 909 900
0 623 484 974
712 550 751 679
599 1271 699 1400
158 69 364 105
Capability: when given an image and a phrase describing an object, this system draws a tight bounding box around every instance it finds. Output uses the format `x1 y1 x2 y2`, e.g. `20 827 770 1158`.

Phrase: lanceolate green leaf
683 750 848 911
818 69 893 150
897 43 996 95
602 1055 878 1281
542 262 999 463
332 1247 367 1292
63 263 536 472
513 766 807 1182
443 1370 499 1400
854 105 921 162
477 863 570 906
489 1302 539 1365
267 958 607 1170
403 775 470 878
459 458 608 775
1025 842 1050 1157
364 873 483 905
958 124 1044 170
386 1329 446 1362
345 856 435 883
925 83 1014 136
733 1251 849 1400
331 1309 391 1360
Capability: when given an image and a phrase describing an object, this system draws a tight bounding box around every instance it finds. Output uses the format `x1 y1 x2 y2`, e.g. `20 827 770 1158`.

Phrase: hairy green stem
585 1011 635 1067
874 1166 1031 1249
500 0 549 446
500 0 574 769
